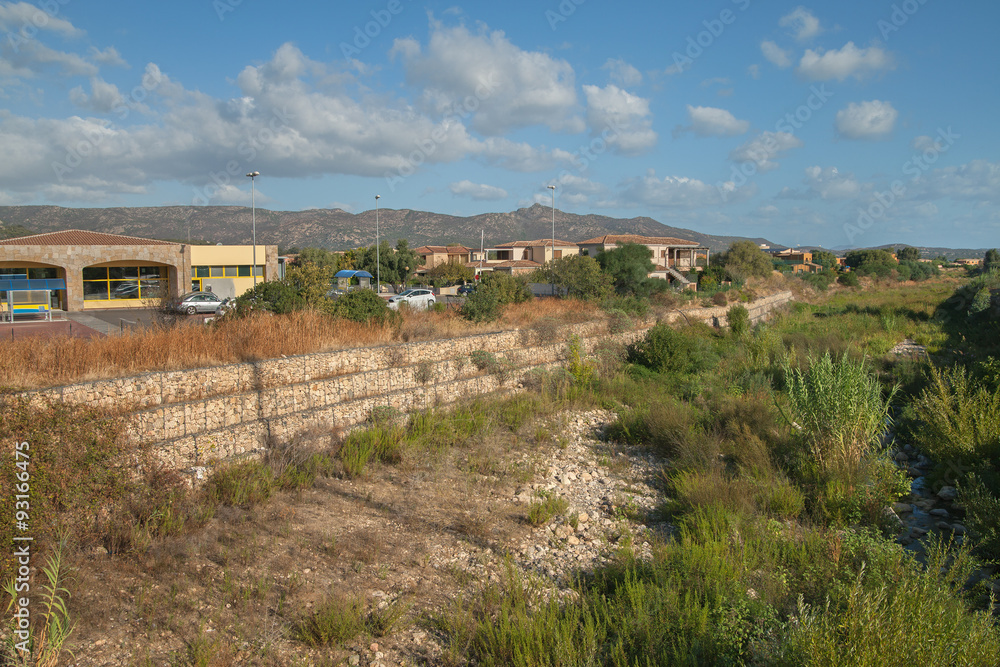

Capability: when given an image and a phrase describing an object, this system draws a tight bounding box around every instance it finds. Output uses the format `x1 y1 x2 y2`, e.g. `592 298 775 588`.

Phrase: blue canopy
0 278 66 291
334 270 374 279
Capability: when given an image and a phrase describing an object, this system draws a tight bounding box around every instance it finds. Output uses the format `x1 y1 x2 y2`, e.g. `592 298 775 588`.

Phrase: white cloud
761 40 792 68
395 21 583 135
69 77 124 113
0 2 83 37
747 64 761 79
449 180 508 200
601 57 642 87
679 105 749 138
835 100 898 140
801 165 865 199
797 42 894 81
779 7 822 42
618 169 728 209
582 84 657 154
88 46 127 67
729 131 803 171
921 160 1000 201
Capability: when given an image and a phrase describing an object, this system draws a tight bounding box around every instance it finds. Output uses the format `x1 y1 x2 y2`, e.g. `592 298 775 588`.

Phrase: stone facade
25 291 792 481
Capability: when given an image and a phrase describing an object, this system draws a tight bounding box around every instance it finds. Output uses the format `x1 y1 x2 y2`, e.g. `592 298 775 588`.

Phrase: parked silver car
173 291 226 314
387 288 436 310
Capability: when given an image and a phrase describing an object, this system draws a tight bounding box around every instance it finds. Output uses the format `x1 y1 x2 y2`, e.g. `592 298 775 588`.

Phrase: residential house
767 248 823 274
470 239 580 276
577 234 710 285
413 245 473 276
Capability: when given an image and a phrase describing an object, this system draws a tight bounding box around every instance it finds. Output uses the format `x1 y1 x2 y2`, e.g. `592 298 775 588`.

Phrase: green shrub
838 272 859 287
959 473 1000 560
460 287 501 323
332 289 395 324
605 308 634 335
782 352 895 475
601 294 649 319
727 304 750 338
293 594 365 646
785 537 1000 666
627 323 718 376
206 461 275 508
526 491 569 526
909 364 1000 466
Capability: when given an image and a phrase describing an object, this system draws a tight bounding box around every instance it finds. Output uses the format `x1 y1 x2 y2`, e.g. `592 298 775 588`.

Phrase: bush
460 287 501 323
782 352 896 475
294 594 365 646
605 308 634 335
909 365 1000 467
332 288 395 325
627 323 718 376
838 272 859 287
727 305 750 338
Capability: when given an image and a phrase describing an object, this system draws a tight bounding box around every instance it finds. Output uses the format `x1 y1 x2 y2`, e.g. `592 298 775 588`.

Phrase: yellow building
0 230 277 311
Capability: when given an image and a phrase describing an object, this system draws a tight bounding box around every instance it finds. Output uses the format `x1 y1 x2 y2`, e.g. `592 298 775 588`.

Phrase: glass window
83 267 108 280
225 266 239 276
108 267 138 280
195 266 210 278
210 266 224 277
237 265 251 277
83 282 109 301
140 266 164 279
110 280 138 299
252 265 263 277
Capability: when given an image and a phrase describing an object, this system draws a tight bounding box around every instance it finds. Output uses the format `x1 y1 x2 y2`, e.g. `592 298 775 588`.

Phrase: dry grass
0 311 396 390
1 299 612 391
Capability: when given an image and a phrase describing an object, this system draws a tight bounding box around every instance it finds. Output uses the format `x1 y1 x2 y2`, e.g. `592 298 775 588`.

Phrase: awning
334 270 374 279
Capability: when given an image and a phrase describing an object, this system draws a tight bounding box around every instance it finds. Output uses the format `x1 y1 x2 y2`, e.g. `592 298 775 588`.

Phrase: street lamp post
547 185 556 261
375 195 381 292
246 171 260 288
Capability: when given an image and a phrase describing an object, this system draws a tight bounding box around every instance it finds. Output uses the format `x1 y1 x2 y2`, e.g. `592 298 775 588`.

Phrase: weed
526 491 569 526
293 594 365 647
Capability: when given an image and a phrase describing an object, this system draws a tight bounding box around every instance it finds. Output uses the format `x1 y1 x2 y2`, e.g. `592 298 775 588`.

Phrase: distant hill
0 204 781 254
825 243 994 260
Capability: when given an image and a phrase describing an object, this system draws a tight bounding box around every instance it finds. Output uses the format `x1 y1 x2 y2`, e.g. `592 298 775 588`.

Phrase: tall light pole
547 185 556 262
375 195 381 292
247 171 260 288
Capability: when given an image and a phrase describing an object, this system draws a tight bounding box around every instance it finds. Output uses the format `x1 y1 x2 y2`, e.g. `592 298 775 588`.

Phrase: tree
331 289 395 324
596 243 655 295
355 240 420 286
294 247 345 272
845 249 898 278
426 261 474 285
717 241 773 281
984 249 1000 273
459 272 532 323
812 250 839 270
897 246 921 262
536 254 613 300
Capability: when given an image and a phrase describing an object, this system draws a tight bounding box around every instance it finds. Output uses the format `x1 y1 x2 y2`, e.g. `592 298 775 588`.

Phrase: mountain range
0 204 780 254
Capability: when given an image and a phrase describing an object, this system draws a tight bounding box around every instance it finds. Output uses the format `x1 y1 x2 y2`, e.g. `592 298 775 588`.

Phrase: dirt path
63 408 666 666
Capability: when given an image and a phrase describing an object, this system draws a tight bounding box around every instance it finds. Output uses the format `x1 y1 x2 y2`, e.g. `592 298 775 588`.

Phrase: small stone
567 536 580 545
578 512 590 524
937 486 958 501
581 472 593 482
891 502 912 514
907 467 922 477
935 521 953 531
894 452 909 463
412 631 426 643
370 642 379 652
929 508 950 518
348 655 360 666
952 523 966 535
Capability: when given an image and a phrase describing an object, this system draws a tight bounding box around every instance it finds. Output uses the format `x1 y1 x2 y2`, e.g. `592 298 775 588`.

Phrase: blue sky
1 0 998 249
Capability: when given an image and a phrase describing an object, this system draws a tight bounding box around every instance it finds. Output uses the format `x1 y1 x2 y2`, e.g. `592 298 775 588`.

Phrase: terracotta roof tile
492 259 542 268
494 239 578 248
414 245 472 254
577 234 700 246
0 229 179 246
